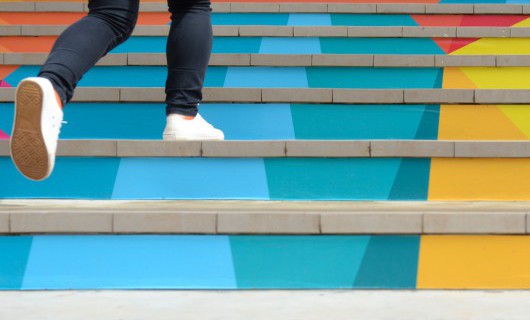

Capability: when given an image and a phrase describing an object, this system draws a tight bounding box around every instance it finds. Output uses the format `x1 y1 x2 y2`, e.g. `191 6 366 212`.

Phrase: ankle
168 114 195 121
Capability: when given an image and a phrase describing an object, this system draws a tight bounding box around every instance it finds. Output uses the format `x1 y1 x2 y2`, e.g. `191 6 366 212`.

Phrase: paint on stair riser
0 157 431 200
2 65 444 89
0 103 439 140
1 235 529 290
0 235 420 290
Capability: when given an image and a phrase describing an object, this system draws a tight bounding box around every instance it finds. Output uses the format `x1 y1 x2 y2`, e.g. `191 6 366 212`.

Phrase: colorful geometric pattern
0 103 439 140
0 157 431 200
0 65 444 88
1 235 529 290
0 12 529 27
2 155 530 200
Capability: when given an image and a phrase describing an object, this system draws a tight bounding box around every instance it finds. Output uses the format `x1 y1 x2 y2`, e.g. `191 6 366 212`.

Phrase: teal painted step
211 13 420 26
3 66 444 89
0 103 440 140
0 235 419 290
0 157 430 200
108 37 446 54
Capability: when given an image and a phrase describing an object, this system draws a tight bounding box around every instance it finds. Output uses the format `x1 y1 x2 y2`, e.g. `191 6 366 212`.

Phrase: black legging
38 0 212 116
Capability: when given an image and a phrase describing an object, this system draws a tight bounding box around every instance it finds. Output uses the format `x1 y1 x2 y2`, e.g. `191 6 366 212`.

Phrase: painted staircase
0 0 529 292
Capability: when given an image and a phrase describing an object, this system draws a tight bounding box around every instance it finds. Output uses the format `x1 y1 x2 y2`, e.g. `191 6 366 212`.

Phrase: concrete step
0 290 528 320
1 87 528 104
2 35 527 56
2 2 529 15
2 139 530 158
2 25 529 38
1 53 526 67
0 199 529 234
1 12 528 28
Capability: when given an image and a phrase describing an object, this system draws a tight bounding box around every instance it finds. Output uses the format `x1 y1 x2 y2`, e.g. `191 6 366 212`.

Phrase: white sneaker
163 113 224 141
10 77 63 181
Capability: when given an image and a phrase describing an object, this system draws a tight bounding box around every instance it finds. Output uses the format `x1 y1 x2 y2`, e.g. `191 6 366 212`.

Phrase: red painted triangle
433 38 479 54
411 15 464 27
0 130 9 140
460 15 529 27
0 80 11 88
449 38 480 53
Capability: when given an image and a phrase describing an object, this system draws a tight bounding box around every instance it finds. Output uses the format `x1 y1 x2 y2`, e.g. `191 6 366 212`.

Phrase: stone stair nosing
3 139 530 158
1 2 530 14
3 53 530 67
3 25 530 38
0 200 529 234
1 87 530 104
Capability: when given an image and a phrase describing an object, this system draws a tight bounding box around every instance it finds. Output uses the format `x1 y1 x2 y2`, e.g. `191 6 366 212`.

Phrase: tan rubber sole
10 81 50 181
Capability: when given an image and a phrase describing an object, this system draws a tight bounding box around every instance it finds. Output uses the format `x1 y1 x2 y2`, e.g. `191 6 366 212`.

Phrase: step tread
0 199 528 234
1 25 528 38
0 291 528 319
2 139 530 158
1 2 529 15
5 53 529 67
0 87 528 104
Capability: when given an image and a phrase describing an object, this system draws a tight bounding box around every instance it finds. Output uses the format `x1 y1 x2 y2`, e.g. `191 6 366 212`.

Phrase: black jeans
38 0 213 116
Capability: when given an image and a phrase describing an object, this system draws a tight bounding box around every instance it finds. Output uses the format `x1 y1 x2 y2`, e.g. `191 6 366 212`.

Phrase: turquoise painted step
3 66 444 89
211 13 419 26
0 235 419 290
108 37 446 54
0 157 430 200
0 103 439 140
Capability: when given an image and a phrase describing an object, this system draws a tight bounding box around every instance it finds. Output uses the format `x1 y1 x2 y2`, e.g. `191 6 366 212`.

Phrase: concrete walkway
0 290 528 320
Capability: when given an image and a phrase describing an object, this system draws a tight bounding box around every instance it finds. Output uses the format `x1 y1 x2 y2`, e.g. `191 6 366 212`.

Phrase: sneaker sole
163 134 224 141
10 80 50 181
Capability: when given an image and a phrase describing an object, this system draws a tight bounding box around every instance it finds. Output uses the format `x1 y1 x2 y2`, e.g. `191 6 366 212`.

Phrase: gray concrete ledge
3 25 530 37
1 200 530 234
1 88 530 104
6 2 530 14
0 291 530 320
3 140 530 158
5 53 529 67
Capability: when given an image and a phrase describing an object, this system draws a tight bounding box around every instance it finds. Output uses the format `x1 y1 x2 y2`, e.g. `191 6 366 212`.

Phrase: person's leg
163 0 223 140
11 0 139 181
40 0 140 106
165 0 212 117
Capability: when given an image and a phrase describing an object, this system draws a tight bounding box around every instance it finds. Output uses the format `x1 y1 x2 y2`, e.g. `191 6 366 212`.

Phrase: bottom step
1 234 529 290
0 290 528 320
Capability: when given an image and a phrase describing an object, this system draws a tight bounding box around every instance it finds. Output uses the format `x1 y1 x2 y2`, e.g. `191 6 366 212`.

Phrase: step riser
1 103 529 142
2 12 530 28
0 103 438 141
2 66 530 91
0 235 529 290
3 157 530 201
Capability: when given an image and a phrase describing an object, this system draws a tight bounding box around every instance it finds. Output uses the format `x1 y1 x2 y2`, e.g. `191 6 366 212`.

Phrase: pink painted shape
0 130 9 140
0 80 11 88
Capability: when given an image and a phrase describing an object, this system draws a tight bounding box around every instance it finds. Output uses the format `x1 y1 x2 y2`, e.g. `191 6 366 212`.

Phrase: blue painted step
111 37 446 54
0 103 440 140
0 235 420 290
211 13 420 26
0 157 431 200
3 66 444 89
